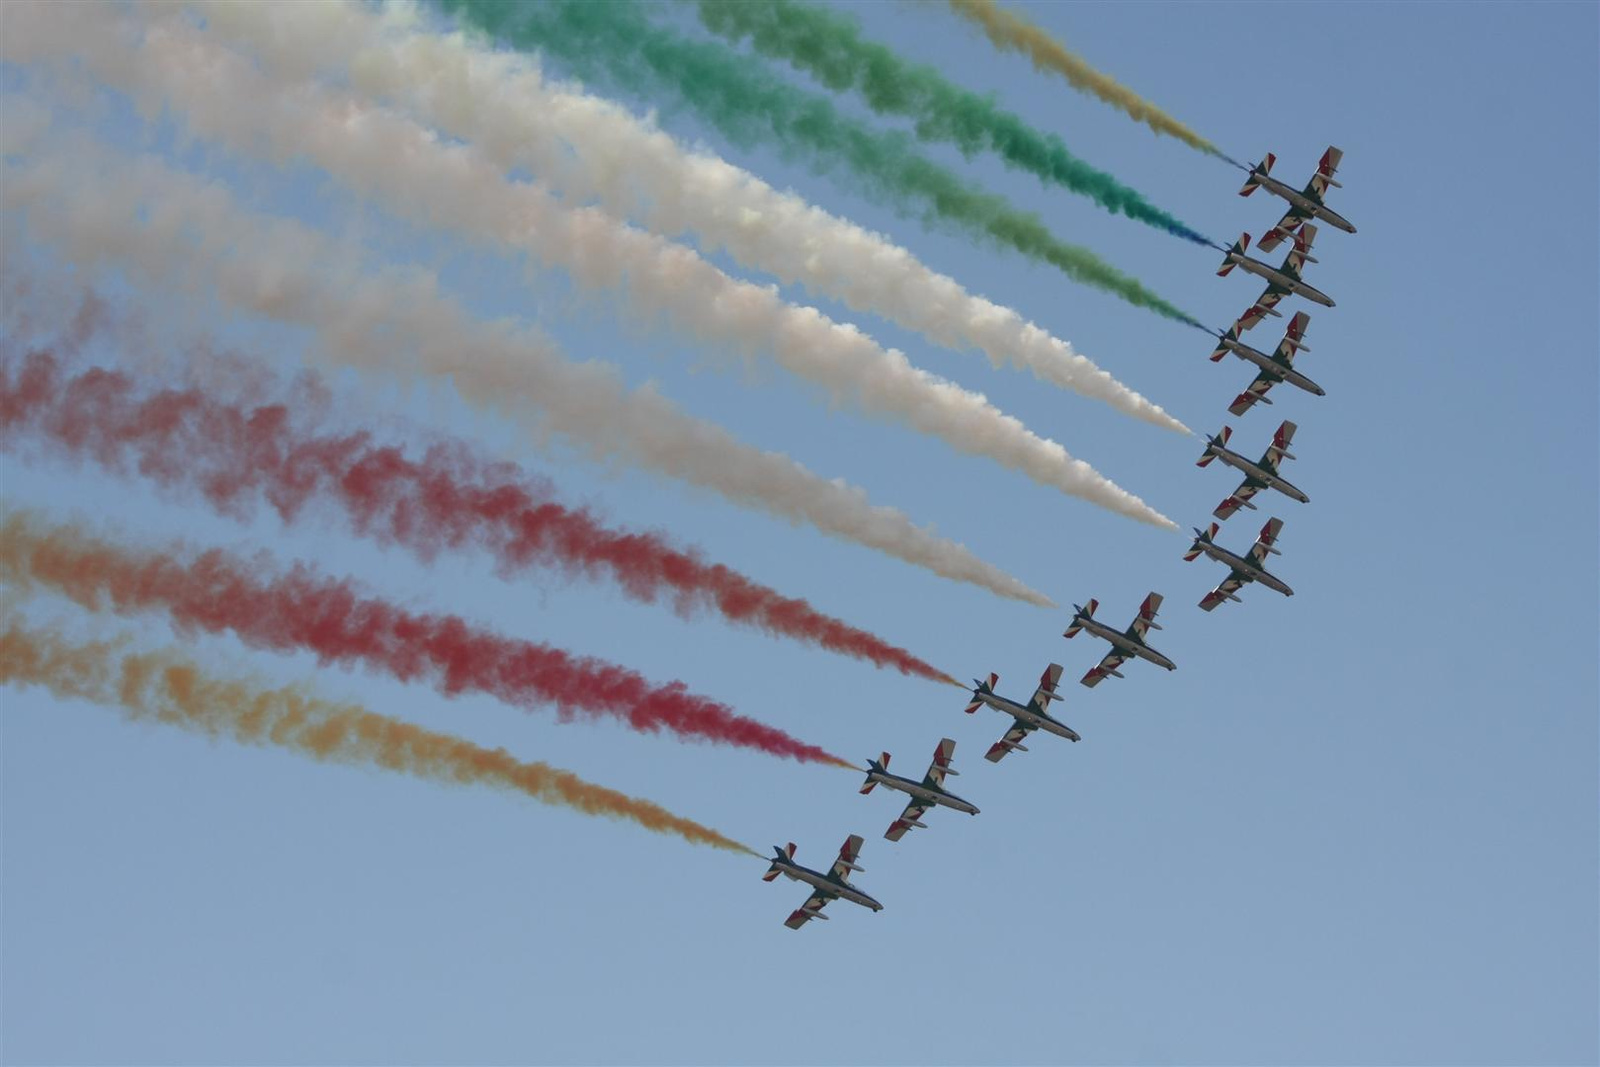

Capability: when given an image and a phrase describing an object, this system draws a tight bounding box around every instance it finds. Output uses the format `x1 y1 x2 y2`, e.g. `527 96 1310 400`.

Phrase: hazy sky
2 2 1595 1064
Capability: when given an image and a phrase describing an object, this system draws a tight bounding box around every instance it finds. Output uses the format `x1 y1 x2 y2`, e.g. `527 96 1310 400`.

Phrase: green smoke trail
434 0 1206 328
693 0 1213 246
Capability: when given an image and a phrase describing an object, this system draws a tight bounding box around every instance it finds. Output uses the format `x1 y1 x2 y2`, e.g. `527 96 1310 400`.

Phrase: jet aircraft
964 664 1080 762
1185 518 1294 611
763 834 883 929
1209 310 1325 416
1218 224 1333 331
1197 419 1308 520
860 738 979 841
1064 593 1176 687
1240 147 1355 251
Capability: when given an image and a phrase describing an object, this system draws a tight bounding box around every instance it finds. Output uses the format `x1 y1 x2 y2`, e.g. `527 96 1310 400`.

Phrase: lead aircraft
1064 593 1176 687
1197 419 1308 520
1240 146 1355 251
1218 224 1333 331
1209 310 1325 416
763 834 883 929
860 738 979 842
1185 518 1294 611
964 664 1080 762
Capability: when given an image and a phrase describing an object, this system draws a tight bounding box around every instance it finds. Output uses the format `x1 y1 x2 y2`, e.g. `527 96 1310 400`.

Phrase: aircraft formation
768 147 1353 928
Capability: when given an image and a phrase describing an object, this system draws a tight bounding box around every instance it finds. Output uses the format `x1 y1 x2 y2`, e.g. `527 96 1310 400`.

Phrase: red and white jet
1064 593 1176 687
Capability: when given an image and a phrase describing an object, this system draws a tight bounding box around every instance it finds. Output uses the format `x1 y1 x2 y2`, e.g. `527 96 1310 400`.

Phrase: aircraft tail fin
1183 523 1219 561
1063 598 1096 638
764 844 795 881
1210 325 1238 362
1217 234 1249 276
859 752 889 794
1197 426 1230 467
1239 153 1274 196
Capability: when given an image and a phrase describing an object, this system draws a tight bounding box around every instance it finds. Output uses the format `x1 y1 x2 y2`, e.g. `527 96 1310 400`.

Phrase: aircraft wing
784 888 833 929
1199 570 1250 612
1127 592 1163 640
1247 517 1284 567
1282 224 1319 277
1080 647 1129 688
1227 371 1278 416
828 834 865 882
1260 420 1298 472
884 799 931 842
1237 287 1285 332
921 737 956 791
984 718 1037 763
1304 146 1343 202
1028 663 1064 710
1213 479 1262 520
1257 207 1309 253
1276 311 1311 361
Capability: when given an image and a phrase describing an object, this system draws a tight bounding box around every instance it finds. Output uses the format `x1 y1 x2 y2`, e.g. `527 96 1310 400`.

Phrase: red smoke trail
0 512 854 768
0 347 957 685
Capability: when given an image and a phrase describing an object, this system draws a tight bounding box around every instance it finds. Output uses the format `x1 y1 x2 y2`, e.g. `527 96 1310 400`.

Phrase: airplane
1064 593 1175 687
1209 310 1325 417
860 738 979 842
1217 224 1333 332
1239 147 1355 251
1185 518 1293 611
964 664 1080 762
763 834 883 929
1197 419 1308 521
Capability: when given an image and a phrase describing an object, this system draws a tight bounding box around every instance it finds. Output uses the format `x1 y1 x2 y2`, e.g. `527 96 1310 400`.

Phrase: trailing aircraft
1185 518 1294 611
763 834 883 929
1240 146 1355 251
1064 593 1176 687
1197 419 1308 521
963 664 1080 762
1218 224 1333 331
1209 310 1325 416
860 738 979 842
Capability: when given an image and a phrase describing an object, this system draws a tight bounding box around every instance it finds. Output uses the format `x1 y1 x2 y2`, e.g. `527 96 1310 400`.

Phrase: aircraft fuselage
1221 337 1326 397
1228 254 1335 308
1256 175 1356 234
772 861 883 912
973 692 1080 742
867 769 979 815
1198 542 1293 597
1071 615 1176 670
1207 444 1310 504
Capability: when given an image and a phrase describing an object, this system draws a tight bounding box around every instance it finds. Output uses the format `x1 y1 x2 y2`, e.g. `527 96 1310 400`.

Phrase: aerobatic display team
2 0 1357 930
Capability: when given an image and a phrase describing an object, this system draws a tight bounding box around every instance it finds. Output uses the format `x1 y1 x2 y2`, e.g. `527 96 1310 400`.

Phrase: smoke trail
0 512 853 767
191 0 1189 435
694 0 1214 244
0 137 1053 606
944 0 1236 163
2 2 1176 528
431 0 1207 326
0 344 958 685
0 619 758 855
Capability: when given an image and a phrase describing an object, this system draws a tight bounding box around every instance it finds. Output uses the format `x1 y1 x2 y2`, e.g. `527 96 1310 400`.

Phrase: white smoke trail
0 0 1175 530
0 127 1052 607
190 0 1190 436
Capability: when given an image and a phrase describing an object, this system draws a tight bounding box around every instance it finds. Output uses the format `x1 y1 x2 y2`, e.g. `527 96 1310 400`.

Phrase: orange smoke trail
0 619 760 857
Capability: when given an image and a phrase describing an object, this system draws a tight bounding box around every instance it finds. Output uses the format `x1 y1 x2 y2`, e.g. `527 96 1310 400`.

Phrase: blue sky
2 2 1595 1064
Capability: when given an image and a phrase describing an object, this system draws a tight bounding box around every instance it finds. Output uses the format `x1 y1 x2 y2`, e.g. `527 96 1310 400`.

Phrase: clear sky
2 2 1595 1065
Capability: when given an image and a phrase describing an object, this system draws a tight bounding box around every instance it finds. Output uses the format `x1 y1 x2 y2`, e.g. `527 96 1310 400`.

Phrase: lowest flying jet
1209 310 1325 416
1185 518 1294 611
1064 593 1176 687
1240 146 1356 251
860 737 979 841
1218 224 1333 331
964 664 1080 762
763 834 882 929
1197 419 1308 521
